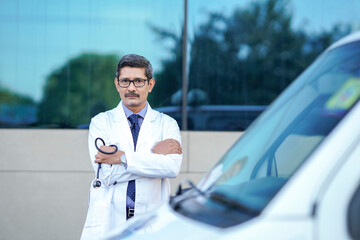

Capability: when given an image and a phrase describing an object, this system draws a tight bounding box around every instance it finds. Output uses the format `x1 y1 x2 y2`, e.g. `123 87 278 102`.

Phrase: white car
104 31 360 240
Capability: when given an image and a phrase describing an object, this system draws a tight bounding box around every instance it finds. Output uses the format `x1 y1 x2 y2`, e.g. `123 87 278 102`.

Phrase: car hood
102 201 313 240
102 203 223 240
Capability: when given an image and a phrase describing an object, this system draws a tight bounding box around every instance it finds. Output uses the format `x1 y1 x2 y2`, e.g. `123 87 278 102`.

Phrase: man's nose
127 81 137 90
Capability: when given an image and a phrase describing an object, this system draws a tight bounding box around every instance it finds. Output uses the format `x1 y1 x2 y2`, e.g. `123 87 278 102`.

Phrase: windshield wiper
174 179 205 196
170 179 205 210
209 192 260 216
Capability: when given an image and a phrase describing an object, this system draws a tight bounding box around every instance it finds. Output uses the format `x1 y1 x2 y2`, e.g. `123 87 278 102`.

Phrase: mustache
125 92 140 97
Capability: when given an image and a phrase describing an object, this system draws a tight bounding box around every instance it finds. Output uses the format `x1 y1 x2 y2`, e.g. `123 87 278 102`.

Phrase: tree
0 86 35 105
0 85 37 126
148 25 183 107
153 0 350 106
38 53 119 127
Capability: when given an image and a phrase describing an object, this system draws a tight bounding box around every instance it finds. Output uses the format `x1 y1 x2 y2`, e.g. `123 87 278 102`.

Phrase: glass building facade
1 0 359 130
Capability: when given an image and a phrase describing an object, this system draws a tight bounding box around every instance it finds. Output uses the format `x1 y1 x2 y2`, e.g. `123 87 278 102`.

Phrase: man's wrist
120 153 127 167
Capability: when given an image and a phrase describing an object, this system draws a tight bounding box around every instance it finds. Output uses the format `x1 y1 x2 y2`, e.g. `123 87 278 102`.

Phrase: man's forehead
119 66 146 78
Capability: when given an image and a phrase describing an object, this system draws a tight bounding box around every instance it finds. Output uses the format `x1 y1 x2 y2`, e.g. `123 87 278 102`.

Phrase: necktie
126 114 140 219
128 114 140 150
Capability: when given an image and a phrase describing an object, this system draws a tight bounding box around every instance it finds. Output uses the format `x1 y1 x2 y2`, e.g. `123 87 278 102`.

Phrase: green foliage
0 87 35 105
0 86 36 126
154 0 350 106
38 53 119 127
148 25 183 107
3 0 352 127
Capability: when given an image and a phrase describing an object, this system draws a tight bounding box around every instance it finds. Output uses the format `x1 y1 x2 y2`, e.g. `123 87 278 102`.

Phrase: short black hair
116 54 153 79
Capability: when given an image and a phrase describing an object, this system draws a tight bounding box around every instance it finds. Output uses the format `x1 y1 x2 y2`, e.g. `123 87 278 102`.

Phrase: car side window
348 182 360 240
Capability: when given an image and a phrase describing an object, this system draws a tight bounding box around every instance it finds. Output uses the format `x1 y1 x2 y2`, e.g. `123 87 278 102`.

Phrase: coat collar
114 101 158 123
113 101 159 151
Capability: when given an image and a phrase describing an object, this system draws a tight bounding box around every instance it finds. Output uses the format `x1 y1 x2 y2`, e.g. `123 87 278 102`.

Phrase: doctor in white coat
81 54 183 240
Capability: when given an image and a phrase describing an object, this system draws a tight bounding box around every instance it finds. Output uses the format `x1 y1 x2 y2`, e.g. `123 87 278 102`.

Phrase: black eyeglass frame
117 77 150 88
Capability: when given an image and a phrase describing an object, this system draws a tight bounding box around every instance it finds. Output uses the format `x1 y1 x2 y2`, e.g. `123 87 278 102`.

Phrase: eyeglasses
118 78 149 88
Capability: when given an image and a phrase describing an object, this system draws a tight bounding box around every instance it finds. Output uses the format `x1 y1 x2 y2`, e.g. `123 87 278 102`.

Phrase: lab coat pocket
88 200 111 238
93 200 111 222
86 189 112 230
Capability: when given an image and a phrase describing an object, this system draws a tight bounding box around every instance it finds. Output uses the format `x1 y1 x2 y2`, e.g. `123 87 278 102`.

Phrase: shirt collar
122 102 148 119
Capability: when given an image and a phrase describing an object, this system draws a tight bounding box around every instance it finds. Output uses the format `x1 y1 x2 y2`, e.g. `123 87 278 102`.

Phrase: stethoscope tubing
93 137 118 188
95 137 118 154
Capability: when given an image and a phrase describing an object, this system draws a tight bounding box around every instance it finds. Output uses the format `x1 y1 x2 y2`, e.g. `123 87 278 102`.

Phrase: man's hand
94 146 125 164
152 139 182 155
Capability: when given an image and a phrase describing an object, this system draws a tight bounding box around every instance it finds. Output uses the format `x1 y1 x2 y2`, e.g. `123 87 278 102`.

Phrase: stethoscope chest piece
93 179 101 188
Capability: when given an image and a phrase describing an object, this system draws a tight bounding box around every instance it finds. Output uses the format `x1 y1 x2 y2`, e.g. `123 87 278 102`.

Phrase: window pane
1 0 360 130
186 0 360 130
0 0 183 128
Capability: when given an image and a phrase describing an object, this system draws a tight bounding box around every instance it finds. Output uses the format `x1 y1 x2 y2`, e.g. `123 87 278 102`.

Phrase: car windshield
173 40 360 227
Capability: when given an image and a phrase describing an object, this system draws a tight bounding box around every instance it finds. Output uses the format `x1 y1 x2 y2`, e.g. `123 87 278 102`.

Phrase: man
81 54 182 239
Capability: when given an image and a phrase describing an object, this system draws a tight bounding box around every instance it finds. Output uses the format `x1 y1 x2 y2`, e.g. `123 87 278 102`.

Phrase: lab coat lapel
113 102 134 150
137 105 158 151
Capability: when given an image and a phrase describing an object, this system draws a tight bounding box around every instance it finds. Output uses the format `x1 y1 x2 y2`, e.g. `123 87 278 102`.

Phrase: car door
315 129 360 240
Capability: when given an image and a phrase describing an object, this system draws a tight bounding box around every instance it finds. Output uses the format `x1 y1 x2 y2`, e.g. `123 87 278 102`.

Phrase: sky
0 0 359 102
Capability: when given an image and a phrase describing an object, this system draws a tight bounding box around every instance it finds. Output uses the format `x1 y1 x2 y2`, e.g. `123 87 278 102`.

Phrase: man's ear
148 78 155 93
114 77 120 92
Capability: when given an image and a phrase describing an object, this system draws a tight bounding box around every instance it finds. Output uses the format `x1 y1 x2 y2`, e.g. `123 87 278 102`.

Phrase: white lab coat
81 102 182 240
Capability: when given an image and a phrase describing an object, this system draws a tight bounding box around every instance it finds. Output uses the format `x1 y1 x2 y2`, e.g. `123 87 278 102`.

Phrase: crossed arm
94 139 182 165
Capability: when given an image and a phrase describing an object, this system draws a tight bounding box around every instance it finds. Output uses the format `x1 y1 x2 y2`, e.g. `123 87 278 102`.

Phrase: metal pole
182 0 188 130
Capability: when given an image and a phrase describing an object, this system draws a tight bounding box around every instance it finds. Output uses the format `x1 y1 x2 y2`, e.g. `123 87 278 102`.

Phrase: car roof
327 30 360 52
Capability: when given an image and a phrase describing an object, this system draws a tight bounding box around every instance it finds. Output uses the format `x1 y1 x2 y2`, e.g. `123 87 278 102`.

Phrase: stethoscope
92 137 118 188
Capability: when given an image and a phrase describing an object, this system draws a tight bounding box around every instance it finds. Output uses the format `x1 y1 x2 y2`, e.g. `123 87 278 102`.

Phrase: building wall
0 129 242 239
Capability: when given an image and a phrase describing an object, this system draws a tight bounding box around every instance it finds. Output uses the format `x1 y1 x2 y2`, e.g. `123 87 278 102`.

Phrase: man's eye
135 79 144 83
121 80 130 83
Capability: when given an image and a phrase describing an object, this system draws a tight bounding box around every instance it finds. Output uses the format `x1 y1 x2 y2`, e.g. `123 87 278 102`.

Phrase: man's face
114 66 155 113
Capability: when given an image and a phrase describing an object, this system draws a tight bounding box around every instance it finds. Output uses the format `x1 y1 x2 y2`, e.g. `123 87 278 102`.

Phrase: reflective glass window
183 0 360 130
1 0 360 130
0 0 183 128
